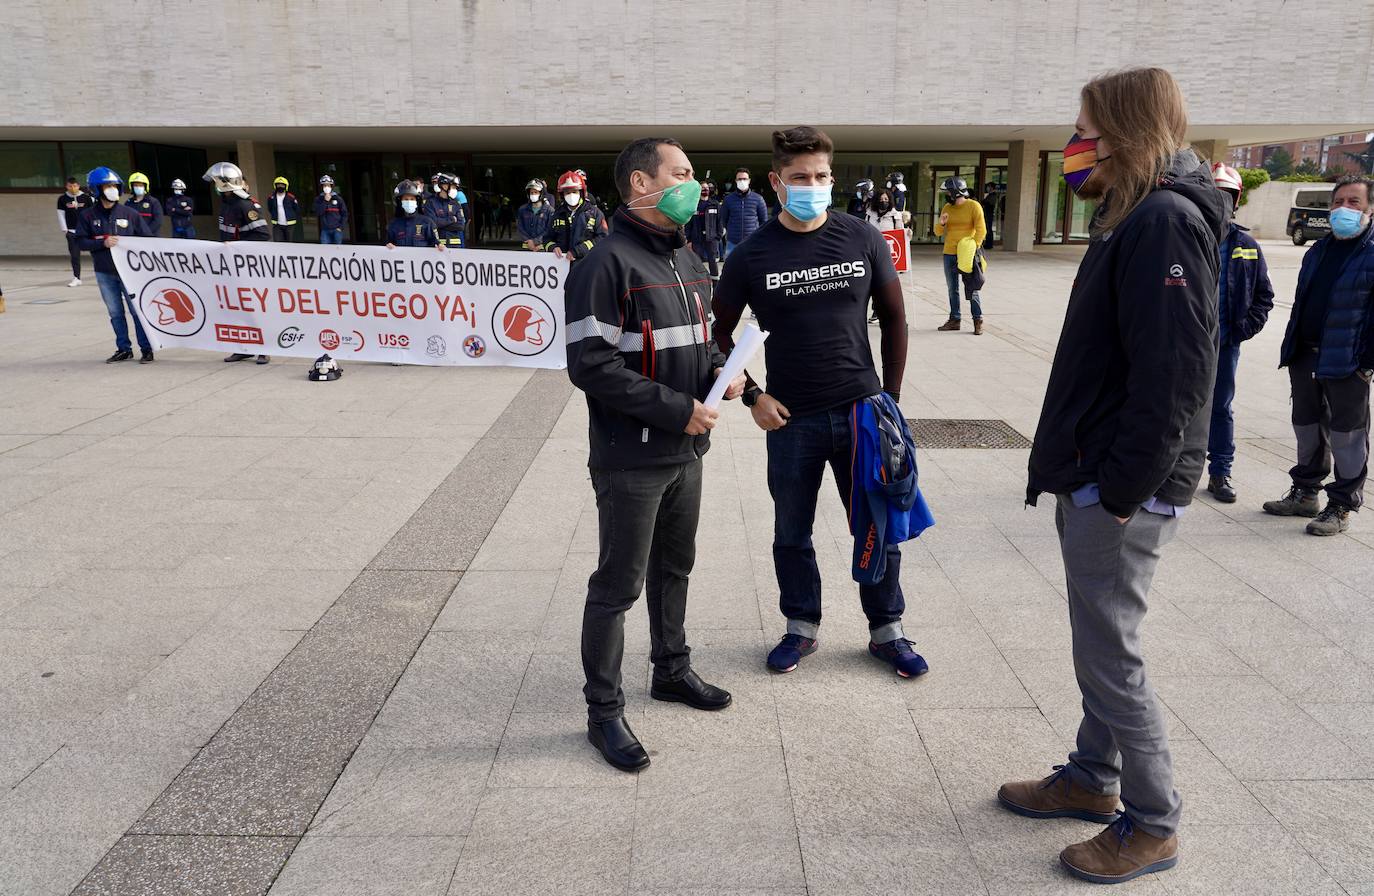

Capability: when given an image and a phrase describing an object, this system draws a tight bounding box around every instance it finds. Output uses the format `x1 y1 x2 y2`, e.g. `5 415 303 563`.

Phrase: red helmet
151 287 196 325
557 170 586 193
1211 163 1243 195
502 304 548 346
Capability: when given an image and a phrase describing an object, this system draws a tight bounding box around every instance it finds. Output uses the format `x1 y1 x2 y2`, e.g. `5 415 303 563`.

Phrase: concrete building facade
3 0 1373 256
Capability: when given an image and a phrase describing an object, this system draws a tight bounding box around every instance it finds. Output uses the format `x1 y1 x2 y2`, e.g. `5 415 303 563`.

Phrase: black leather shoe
650 669 732 711
587 717 650 772
1207 475 1237 504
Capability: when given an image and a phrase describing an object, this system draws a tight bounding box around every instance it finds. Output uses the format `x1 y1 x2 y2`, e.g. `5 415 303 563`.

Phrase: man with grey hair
1264 174 1374 534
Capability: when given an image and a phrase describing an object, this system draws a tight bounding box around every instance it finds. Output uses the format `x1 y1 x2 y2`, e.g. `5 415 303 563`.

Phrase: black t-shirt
714 211 898 417
58 191 93 230
1298 234 1363 346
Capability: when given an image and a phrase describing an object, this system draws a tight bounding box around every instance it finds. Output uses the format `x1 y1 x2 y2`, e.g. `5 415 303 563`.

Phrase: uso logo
378 333 410 349
137 277 206 337
491 293 557 357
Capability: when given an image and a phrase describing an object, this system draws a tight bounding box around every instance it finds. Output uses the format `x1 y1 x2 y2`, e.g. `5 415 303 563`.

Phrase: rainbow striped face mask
1063 134 1110 194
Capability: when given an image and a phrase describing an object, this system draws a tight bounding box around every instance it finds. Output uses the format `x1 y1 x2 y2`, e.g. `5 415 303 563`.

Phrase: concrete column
1190 139 1228 166
1004 139 1039 253
234 140 277 197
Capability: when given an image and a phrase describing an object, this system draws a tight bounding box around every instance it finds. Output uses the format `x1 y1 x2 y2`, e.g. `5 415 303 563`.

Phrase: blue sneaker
766 633 818 673
869 638 929 678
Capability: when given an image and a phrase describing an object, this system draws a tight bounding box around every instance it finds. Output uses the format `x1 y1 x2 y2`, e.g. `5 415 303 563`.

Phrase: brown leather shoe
938 318 961 331
973 318 984 336
1060 816 1179 883
997 765 1120 823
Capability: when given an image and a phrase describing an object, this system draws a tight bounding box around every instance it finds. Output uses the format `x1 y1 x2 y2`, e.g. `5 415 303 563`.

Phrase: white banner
111 238 569 368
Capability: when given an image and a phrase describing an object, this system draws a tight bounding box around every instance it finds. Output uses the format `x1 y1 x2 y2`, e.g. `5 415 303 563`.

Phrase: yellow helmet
273 176 289 188
128 172 150 188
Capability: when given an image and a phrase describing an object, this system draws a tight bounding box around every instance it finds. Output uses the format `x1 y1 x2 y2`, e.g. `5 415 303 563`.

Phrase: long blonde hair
1080 68 1189 235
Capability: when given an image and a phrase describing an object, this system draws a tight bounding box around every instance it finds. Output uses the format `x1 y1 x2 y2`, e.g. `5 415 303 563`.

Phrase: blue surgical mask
1329 206 1369 239
781 183 832 222
401 199 418 214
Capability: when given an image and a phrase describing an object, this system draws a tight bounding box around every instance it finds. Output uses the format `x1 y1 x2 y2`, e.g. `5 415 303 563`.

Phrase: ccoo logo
138 277 206 337
491 293 556 357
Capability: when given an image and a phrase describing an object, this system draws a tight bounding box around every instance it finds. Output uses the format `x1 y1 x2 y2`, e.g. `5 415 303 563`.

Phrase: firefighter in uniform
204 161 271 364
425 173 467 249
313 175 348 244
387 180 444 249
166 179 195 239
686 181 725 279
126 172 164 237
543 170 607 262
269 176 301 241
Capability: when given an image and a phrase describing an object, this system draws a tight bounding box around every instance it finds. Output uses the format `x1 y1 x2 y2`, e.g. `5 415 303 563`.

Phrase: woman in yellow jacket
933 176 987 334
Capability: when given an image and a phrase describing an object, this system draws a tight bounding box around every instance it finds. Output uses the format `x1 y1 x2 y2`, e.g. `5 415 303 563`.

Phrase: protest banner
881 229 909 274
111 238 570 368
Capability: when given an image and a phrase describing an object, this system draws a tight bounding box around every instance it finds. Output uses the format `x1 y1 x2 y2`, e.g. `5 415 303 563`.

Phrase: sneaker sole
1060 852 1178 884
997 792 1119 824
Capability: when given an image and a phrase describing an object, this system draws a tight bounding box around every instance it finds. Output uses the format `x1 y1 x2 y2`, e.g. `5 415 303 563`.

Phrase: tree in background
1263 147 1295 178
1294 158 1323 176
1343 145 1374 175
1237 168 1269 207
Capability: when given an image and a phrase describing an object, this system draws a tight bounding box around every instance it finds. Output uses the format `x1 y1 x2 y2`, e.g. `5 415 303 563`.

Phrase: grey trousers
1055 495 1182 838
1288 347 1370 510
582 460 699 722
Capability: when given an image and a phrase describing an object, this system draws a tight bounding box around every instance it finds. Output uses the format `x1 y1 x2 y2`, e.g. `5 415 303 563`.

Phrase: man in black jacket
565 137 744 772
1000 69 1224 885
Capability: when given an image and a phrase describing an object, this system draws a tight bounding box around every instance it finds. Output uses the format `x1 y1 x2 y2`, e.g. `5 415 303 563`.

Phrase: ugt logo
138 277 206 337
491 293 557 357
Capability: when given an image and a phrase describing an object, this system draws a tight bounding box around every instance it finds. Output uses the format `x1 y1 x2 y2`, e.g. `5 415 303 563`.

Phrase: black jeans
1289 347 1371 509
582 460 699 722
273 224 294 242
767 407 905 643
66 232 82 278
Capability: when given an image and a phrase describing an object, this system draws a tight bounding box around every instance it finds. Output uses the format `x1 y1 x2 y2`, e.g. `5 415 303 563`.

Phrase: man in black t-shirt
57 177 93 286
712 126 925 680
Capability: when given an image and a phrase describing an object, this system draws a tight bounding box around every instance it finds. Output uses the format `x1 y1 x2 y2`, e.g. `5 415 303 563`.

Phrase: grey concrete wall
3 0 1372 130
6 191 216 257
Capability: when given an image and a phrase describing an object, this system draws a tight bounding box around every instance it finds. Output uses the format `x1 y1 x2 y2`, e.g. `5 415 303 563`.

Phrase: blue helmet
86 166 122 191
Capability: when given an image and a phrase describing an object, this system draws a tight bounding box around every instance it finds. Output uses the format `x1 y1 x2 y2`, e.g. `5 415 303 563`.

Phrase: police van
1287 187 1334 245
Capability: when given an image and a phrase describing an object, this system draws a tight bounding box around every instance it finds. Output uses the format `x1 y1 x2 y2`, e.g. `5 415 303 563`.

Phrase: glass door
978 152 1008 246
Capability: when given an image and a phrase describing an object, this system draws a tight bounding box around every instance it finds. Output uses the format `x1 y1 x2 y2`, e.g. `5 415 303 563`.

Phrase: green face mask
633 179 702 227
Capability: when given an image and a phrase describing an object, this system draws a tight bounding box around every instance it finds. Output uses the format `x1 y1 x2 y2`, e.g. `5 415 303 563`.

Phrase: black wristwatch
742 387 763 407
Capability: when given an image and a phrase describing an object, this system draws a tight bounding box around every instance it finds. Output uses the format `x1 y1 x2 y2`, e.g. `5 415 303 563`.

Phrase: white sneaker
68 277 81 287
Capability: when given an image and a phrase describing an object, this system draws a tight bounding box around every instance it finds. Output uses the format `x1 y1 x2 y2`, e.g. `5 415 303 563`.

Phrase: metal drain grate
24 299 67 305
908 418 1032 449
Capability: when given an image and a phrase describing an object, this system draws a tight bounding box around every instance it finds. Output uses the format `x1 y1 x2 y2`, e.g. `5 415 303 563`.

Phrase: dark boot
650 669 732 710
1262 486 1320 518
587 717 650 772
973 318 984 336
937 318 961 332
1206 475 1236 503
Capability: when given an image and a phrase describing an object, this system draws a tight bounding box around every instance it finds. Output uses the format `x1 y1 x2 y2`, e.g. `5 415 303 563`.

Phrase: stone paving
1 241 1372 895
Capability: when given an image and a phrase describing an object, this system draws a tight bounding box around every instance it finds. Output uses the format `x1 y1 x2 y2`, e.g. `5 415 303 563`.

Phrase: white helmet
170 178 187 190
203 162 247 194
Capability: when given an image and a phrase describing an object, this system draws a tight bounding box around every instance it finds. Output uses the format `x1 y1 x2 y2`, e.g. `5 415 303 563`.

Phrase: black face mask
276 187 286 193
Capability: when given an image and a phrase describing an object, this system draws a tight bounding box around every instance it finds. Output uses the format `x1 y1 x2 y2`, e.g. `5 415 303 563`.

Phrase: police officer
76 167 154 364
544 170 607 262
425 174 467 249
205 161 270 364
517 178 553 250
166 179 196 239
126 172 164 237
848 178 874 217
269 176 300 241
386 180 444 249
57 176 93 286
686 181 725 279
314 175 348 244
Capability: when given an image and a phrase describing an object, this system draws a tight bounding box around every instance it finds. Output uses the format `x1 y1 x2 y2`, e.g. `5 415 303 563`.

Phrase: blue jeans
172 224 196 239
767 406 905 643
320 228 344 244
96 272 151 353
943 253 982 320
1207 343 1242 477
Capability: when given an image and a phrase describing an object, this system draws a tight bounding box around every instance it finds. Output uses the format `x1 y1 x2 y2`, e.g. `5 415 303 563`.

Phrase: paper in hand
705 324 769 409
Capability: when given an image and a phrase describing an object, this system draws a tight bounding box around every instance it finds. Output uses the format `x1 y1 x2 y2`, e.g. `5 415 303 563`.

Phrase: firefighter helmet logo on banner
492 293 556 356
139 278 207 337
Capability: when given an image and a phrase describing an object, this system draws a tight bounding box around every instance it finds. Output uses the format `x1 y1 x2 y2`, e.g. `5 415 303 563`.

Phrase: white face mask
564 192 582 207
736 179 750 191
528 193 540 203
102 186 120 202
173 189 183 195
322 186 332 194
401 199 418 214
132 186 145 197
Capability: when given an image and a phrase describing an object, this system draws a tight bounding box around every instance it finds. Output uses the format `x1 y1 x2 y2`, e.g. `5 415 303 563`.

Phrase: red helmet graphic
502 304 548 346
150 287 197 326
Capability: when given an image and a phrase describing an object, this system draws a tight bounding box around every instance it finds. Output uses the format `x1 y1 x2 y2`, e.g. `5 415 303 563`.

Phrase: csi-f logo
277 327 306 349
138 278 207 337
492 293 557 357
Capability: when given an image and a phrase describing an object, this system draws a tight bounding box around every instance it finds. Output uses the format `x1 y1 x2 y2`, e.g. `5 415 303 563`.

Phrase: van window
1296 190 1332 209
